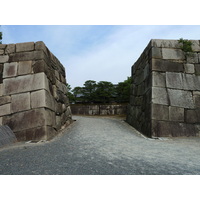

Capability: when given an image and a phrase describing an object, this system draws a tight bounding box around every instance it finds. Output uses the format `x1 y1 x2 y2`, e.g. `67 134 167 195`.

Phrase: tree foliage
67 77 131 104
0 30 2 44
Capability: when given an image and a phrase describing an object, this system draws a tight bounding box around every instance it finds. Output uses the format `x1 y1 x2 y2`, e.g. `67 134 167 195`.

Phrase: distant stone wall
127 39 200 137
71 104 127 115
0 42 72 141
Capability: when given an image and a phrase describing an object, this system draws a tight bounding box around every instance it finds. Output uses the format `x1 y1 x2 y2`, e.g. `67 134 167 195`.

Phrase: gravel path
0 115 200 175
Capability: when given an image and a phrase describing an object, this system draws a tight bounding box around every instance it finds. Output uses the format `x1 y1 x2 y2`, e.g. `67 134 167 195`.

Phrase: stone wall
127 39 200 137
0 42 72 141
71 104 127 115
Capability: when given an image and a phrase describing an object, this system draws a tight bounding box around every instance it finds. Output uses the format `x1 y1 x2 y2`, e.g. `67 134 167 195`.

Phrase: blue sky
1 25 200 89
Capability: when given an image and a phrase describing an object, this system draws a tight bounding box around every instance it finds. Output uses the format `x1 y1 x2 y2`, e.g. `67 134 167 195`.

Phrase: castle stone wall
127 39 200 137
0 42 72 141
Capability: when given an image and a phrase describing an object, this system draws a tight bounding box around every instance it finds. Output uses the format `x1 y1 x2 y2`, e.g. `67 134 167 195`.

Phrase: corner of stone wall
0 42 72 141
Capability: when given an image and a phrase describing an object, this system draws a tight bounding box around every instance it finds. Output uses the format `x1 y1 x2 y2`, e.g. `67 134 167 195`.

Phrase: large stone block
152 104 169 121
31 89 55 111
152 59 184 72
151 39 181 48
18 61 32 75
9 51 45 62
169 106 184 122
11 92 30 113
195 64 200 75
3 62 18 78
166 72 183 89
0 96 11 106
0 104 10 116
3 72 49 95
32 59 48 74
3 108 49 132
193 91 200 108
152 72 166 88
185 109 200 123
0 50 4 55
162 48 185 60
0 55 9 63
168 89 194 108
152 87 169 105
184 64 195 74
150 47 162 59
186 53 198 63
0 84 2 96
5 44 15 54
16 42 34 52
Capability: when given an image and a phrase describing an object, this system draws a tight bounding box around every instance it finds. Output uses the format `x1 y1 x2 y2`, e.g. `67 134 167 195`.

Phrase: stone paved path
0 116 200 175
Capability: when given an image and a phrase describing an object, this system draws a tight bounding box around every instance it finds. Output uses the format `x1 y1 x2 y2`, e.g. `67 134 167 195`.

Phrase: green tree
116 77 131 103
82 80 97 103
66 83 75 103
95 81 115 103
72 86 84 103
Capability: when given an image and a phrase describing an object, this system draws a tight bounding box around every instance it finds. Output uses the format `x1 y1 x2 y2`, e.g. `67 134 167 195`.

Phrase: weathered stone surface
152 87 169 105
186 53 198 63
182 74 200 90
0 49 4 55
168 89 194 108
162 48 185 60
0 55 9 63
0 117 2 125
0 44 6 49
151 39 181 48
195 64 200 75
5 44 15 54
184 64 195 74
152 59 184 72
35 41 49 57
190 40 200 51
18 61 32 75
186 109 200 123
32 59 48 74
0 84 2 96
3 62 18 78
3 72 49 95
3 108 48 132
16 42 34 52
31 89 55 111
150 47 162 59
193 92 200 108
152 72 166 87
152 120 197 137
152 104 169 121
0 104 10 116
0 96 11 106
9 51 45 62
166 72 183 89
11 92 30 113
169 106 184 122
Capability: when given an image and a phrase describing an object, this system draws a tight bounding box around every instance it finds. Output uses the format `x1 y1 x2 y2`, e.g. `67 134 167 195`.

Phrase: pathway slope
0 116 200 175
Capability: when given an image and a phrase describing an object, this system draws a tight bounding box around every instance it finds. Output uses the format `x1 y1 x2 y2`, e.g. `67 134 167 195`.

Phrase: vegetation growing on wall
67 77 131 104
178 38 193 52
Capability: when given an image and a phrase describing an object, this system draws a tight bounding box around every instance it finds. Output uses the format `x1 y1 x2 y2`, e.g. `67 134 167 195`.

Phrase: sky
1 25 200 89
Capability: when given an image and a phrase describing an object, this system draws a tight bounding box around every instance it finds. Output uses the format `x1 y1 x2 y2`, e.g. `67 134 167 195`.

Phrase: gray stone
31 89 55 111
193 92 200 108
162 48 185 60
11 92 30 113
3 62 18 78
152 104 169 121
0 104 10 116
152 59 184 72
0 49 4 55
0 96 11 106
16 42 34 52
168 89 194 108
195 64 200 75
18 61 32 75
166 72 183 89
3 108 49 132
184 64 195 74
0 84 2 96
152 87 169 105
0 55 9 63
186 109 200 123
186 53 198 63
182 74 197 90
169 106 184 122
5 44 15 54
151 39 181 48
3 72 50 95
150 47 162 59
190 40 200 51
152 72 166 88
0 125 17 147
